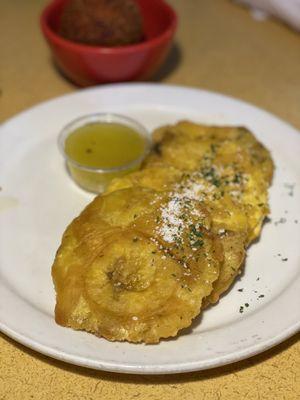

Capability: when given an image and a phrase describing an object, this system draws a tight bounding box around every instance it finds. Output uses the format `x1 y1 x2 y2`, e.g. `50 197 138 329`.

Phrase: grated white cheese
158 197 183 243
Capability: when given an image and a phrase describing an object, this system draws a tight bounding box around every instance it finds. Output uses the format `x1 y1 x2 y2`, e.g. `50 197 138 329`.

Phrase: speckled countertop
0 1 299 399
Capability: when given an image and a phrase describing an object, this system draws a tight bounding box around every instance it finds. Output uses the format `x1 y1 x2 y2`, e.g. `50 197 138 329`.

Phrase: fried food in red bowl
40 0 177 86
59 0 144 47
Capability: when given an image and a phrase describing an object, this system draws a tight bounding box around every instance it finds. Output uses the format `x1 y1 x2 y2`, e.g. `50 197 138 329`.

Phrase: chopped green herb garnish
212 178 221 187
233 173 242 184
201 166 221 187
192 240 204 248
190 225 204 238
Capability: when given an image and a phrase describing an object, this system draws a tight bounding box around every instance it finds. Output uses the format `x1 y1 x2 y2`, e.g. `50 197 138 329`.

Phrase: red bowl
40 0 177 86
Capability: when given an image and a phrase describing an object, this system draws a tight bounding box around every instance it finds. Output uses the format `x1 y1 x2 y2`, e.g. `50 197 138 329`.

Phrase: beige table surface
0 0 299 399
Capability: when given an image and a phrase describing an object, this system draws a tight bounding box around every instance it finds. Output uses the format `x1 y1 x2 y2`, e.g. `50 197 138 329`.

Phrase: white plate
0 84 299 374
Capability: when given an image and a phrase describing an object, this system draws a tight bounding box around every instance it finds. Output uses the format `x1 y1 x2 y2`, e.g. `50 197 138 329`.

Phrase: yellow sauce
65 122 146 168
63 122 148 193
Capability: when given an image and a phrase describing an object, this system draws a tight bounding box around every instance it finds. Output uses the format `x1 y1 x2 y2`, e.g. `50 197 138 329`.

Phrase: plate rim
1 82 300 138
0 316 299 374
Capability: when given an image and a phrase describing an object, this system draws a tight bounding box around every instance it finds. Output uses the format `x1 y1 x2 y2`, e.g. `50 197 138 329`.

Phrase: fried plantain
144 121 274 243
52 187 222 343
107 167 249 304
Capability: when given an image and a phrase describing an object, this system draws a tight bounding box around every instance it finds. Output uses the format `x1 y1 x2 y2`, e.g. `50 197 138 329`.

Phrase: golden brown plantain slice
106 166 248 305
52 187 222 343
202 230 247 306
144 121 274 243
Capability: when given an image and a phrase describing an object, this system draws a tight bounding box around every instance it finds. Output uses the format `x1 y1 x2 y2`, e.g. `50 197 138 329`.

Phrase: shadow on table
51 42 182 86
150 42 182 82
2 332 299 384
